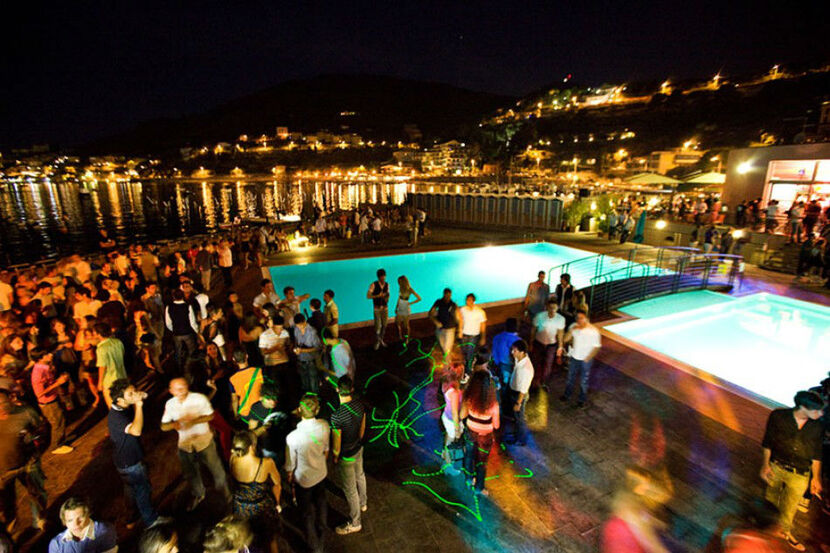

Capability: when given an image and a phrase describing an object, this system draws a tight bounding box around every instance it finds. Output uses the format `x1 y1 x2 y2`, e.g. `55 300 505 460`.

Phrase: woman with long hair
1 334 31 380
440 363 463 475
394 275 421 344
138 523 178 553
133 309 162 374
571 290 590 316
460 370 500 495
203 515 257 553
203 304 227 359
239 311 264 367
229 431 281 553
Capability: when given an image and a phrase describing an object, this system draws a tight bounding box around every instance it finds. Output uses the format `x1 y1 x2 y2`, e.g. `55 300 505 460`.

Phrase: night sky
2 1 828 148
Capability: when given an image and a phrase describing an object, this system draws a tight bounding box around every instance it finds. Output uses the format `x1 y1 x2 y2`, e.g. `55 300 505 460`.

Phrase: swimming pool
606 292 830 406
268 242 643 326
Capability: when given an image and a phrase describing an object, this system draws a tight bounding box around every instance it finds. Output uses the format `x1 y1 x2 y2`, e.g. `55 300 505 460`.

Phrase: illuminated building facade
723 143 830 212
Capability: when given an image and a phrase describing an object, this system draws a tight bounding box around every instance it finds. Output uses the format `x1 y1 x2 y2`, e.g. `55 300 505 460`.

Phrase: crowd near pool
607 291 830 406
268 241 642 326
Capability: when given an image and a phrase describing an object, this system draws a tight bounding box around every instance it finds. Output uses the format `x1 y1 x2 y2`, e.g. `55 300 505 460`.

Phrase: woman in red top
460 370 499 495
601 466 671 553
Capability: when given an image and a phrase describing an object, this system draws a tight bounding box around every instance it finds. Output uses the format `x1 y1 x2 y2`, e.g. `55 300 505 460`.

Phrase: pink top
32 362 59 404
465 403 500 435
601 517 647 553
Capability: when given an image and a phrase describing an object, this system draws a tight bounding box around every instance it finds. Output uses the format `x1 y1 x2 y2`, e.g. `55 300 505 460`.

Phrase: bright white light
655 220 667 230
590 202 597 211
732 230 745 239
737 161 752 175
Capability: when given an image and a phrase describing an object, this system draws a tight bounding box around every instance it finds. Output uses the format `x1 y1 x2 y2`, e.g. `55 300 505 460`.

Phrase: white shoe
335 522 362 535
361 504 368 512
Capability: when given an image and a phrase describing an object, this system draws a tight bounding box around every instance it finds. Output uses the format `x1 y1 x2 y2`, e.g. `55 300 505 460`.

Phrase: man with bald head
161 377 230 512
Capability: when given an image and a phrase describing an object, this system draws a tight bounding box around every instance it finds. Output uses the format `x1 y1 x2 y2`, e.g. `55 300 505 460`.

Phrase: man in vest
366 269 390 350
165 289 200 371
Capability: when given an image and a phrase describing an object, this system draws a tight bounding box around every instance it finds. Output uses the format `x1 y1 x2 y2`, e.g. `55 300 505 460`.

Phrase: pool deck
14 225 830 553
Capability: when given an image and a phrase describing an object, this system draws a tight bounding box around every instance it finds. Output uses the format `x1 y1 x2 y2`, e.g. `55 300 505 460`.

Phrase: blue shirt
48 521 118 553
491 331 519 366
294 324 321 362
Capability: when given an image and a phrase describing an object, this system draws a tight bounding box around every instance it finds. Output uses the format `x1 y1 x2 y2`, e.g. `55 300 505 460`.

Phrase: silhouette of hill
87 74 512 154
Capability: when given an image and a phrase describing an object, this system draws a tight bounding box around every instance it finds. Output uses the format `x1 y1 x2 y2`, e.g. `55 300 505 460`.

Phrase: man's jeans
435 328 455 357
298 358 319 394
173 334 197 370
464 430 493 491
510 390 529 444
336 447 367 525
766 462 810 533
533 341 559 385
178 440 230 501
297 480 327 552
200 269 212 292
39 401 66 449
564 358 593 403
460 334 480 373
498 362 513 409
118 462 158 526
373 306 388 344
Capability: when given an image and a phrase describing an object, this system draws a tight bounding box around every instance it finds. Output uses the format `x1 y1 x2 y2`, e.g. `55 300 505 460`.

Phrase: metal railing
587 252 744 315
547 245 701 286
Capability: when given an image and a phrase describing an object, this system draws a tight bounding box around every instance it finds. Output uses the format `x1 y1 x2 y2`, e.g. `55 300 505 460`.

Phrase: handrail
547 247 636 285
585 251 744 316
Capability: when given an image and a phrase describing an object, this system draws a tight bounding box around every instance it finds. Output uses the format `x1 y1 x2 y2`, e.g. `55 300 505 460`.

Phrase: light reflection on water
0 178 410 264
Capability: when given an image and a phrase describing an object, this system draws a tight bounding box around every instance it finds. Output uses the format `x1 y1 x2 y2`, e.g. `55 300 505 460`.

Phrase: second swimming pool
607 292 830 406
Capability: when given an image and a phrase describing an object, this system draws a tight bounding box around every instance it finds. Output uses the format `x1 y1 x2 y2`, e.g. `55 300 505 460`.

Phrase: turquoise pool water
268 242 640 326
618 290 734 319
607 293 830 406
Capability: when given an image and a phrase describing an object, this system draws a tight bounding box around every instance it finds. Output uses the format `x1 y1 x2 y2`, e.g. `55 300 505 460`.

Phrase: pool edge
598 316 777 443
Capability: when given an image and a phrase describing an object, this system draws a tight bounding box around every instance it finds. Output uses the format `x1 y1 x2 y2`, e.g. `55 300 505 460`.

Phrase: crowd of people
0 207 827 553
0 233 607 553
307 206 428 249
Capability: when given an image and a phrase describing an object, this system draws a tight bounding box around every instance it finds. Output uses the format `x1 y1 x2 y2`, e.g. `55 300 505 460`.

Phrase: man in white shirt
529 298 565 391
252 279 280 319
160 378 229 511
328 337 356 379
561 309 602 408
217 239 233 287
458 293 487 373
73 287 102 326
371 215 382 244
285 394 330 553
505 339 534 446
